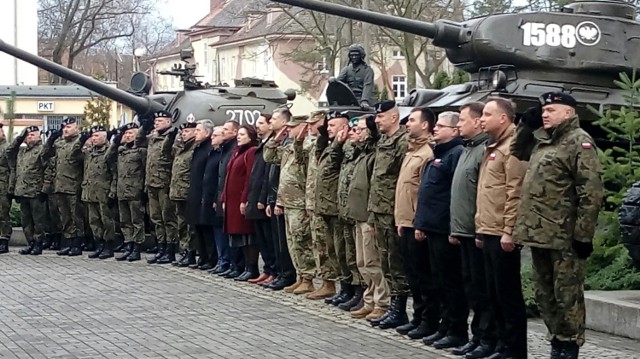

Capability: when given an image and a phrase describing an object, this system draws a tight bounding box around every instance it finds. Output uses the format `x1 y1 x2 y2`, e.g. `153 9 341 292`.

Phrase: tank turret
0 39 297 126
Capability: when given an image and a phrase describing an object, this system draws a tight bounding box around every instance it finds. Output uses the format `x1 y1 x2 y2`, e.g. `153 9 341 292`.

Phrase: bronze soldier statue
329 44 374 109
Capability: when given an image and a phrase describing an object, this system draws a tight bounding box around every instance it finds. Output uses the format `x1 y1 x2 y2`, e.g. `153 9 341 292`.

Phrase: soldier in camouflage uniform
170 121 198 267
512 93 604 359
367 101 408 327
6 126 51 255
333 118 365 311
47 118 89 257
42 143 63 250
109 122 147 261
81 125 117 260
264 115 315 293
137 110 179 264
0 123 12 253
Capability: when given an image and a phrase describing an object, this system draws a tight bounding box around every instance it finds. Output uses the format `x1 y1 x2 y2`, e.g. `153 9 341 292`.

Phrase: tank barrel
0 39 163 117
271 0 439 39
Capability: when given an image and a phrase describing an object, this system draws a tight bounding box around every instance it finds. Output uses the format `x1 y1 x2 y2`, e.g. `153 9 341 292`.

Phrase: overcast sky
161 0 210 29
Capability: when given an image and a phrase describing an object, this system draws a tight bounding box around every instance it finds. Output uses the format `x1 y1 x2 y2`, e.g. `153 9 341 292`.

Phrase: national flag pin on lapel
434 158 442 165
489 152 497 160
581 142 592 149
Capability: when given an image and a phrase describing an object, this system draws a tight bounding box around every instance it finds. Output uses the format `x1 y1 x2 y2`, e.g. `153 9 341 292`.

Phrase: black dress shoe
266 277 296 290
465 344 496 359
199 263 214 270
452 341 479 356
234 271 258 282
485 352 504 359
396 321 419 335
223 269 242 279
407 321 436 339
433 336 469 350
218 268 233 277
422 331 446 346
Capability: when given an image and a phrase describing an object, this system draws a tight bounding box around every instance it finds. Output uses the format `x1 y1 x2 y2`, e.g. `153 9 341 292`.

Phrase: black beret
374 100 396 114
90 125 107 134
179 122 197 130
122 122 139 131
154 110 173 119
62 117 77 126
540 92 577 108
25 126 40 133
328 110 349 120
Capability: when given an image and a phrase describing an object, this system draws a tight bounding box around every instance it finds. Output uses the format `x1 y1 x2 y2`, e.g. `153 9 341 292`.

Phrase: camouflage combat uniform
169 137 196 252
7 138 48 245
48 134 85 244
81 143 116 244
368 127 408 290
264 135 315 280
138 127 178 246
110 141 147 245
513 115 604 347
43 153 63 245
0 137 12 240
336 141 363 286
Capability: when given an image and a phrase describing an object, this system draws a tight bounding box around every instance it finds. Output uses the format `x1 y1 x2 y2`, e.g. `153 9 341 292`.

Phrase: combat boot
88 240 105 259
365 307 387 321
116 242 133 261
56 238 72 256
113 240 126 253
42 233 52 250
378 295 408 329
147 242 166 264
338 284 363 310
49 234 61 251
292 278 315 295
127 243 141 262
99 242 114 259
370 296 396 326
0 238 9 254
305 280 336 300
19 242 34 255
327 282 353 306
558 341 579 359
173 250 188 266
157 243 176 264
83 237 96 252
145 244 158 254
178 251 196 267
68 238 83 257
31 239 43 255
351 305 374 319
284 277 303 293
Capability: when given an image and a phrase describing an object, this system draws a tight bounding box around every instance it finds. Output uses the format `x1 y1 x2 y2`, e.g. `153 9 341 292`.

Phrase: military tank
0 40 297 127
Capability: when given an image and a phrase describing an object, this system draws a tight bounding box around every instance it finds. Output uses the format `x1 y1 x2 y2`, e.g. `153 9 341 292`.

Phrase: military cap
286 115 307 127
327 110 350 120
62 117 77 126
90 125 107 134
154 110 173 119
540 92 577 108
122 122 139 131
306 110 326 124
348 116 359 128
179 122 197 130
25 126 40 133
374 100 396 114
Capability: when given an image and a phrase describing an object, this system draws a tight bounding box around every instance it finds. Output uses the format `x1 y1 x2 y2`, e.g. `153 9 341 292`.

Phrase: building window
392 48 404 59
204 42 208 64
46 115 80 131
212 60 217 84
392 75 407 99
221 57 226 83
231 56 237 80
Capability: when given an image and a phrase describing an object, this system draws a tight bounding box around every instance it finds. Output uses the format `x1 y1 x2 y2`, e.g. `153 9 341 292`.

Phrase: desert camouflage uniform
368 127 408 286
265 136 315 279
81 143 116 244
513 115 604 346
169 137 196 251
6 138 48 245
0 138 12 240
138 128 178 245
336 141 363 286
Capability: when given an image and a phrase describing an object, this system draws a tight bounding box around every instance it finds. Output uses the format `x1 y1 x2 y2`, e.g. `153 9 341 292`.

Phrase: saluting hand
297 124 308 141
276 127 288 142
500 233 515 252
336 125 349 144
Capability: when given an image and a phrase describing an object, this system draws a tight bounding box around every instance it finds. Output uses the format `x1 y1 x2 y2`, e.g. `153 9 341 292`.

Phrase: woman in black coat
186 120 218 270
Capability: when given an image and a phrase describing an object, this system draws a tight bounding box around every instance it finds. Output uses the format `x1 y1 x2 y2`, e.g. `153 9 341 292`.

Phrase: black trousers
194 225 217 265
400 228 440 332
427 231 469 338
479 234 527 358
270 206 295 280
255 218 277 276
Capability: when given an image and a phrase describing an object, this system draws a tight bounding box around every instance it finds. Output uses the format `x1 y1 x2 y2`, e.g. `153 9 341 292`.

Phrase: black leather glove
572 240 593 259
365 114 380 141
6 193 13 202
168 126 178 140
48 128 62 142
521 105 543 129
318 118 329 138
113 133 123 145
79 131 91 144
107 128 116 141
141 118 154 133
14 196 21 204
37 192 48 203
15 128 28 144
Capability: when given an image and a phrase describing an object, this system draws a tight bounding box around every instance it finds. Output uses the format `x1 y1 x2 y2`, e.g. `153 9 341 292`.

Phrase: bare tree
38 0 160 84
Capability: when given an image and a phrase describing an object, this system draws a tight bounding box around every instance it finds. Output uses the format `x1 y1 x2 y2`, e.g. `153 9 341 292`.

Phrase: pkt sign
37 101 55 112
520 21 601 48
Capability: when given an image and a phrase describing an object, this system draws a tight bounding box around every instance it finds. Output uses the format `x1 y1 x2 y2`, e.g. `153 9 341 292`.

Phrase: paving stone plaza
0 251 638 358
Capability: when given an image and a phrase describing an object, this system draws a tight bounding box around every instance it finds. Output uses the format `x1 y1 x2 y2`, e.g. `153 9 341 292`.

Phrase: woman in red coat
221 125 259 281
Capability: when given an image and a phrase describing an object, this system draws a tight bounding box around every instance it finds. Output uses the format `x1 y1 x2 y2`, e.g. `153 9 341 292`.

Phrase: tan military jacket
513 116 604 249
394 135 434 228
368 126 408 215
476 124 528 236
